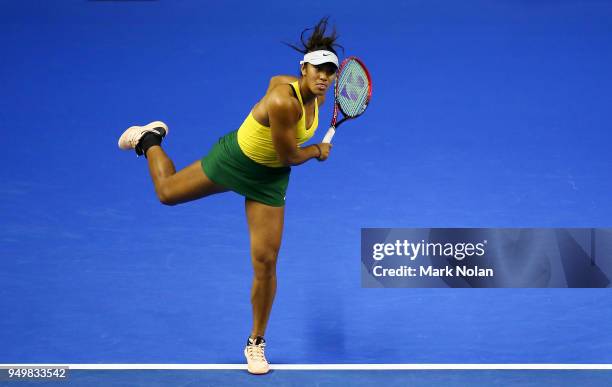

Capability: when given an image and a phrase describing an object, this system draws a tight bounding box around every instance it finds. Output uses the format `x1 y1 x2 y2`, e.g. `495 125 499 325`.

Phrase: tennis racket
322 56 372 143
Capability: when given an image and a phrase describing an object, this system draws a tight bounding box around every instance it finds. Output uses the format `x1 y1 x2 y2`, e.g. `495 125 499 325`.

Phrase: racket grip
322 127 336 144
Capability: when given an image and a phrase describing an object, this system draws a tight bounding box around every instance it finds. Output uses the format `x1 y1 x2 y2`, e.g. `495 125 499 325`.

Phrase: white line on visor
299 50 339 69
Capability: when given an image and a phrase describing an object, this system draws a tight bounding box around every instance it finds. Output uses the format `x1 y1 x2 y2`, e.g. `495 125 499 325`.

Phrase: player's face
301 63 337 96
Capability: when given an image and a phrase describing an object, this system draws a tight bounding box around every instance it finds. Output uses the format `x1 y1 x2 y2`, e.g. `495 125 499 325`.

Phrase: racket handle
322 127 336 144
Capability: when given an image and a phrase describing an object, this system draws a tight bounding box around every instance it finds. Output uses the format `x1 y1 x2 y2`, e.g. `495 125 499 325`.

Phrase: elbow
286 149 305 166
278 149 300 166
278 155 294 167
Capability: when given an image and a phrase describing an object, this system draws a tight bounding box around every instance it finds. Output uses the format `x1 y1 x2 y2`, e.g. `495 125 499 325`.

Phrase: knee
157 185 177 206
252 247 279 278
159 196 177 206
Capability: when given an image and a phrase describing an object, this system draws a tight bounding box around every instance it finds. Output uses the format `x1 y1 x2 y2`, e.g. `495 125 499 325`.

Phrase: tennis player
118 18 340 375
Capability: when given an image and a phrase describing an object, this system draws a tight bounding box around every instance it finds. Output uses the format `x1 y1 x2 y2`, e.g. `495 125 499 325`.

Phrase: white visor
299 50 339 69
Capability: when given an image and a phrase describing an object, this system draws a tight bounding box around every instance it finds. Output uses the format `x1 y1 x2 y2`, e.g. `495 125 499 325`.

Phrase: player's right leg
118 121 228 205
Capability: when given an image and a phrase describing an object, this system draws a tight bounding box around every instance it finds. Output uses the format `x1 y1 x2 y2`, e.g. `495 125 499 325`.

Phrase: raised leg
146 145 228 205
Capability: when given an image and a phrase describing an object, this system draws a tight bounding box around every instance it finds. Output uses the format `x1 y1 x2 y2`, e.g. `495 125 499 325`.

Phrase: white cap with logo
300 50 339 69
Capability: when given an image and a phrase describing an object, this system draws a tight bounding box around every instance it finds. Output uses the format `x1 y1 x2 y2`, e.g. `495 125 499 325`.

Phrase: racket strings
337 61 370 116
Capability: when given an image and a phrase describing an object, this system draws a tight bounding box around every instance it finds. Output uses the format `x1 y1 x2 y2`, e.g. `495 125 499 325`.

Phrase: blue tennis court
1 0 611 385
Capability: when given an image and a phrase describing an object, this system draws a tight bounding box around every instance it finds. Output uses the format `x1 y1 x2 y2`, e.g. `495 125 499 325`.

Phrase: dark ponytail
285 16 344 55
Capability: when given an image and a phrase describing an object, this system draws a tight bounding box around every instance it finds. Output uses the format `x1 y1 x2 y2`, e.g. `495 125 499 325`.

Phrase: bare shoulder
269 74 298 88
264 74 298 95
252 75 300 126
266 83 301 120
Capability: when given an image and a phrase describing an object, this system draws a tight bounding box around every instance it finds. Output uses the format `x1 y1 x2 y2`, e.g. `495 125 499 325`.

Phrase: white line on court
2 364 612 370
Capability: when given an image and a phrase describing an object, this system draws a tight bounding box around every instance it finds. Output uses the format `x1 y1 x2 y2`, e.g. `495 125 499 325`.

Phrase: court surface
1 0 611 385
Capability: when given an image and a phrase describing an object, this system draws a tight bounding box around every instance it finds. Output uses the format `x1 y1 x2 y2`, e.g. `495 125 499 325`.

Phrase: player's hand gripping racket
322 56 372 143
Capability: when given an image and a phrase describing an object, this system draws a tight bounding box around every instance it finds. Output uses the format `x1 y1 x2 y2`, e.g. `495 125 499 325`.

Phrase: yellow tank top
237 81 318 167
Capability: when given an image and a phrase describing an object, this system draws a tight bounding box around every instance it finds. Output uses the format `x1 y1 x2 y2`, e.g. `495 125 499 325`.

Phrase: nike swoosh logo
322 53 331 56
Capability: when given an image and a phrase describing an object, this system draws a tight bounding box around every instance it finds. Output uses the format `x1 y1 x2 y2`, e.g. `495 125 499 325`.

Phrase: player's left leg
118 121 228 205
243 198 285 374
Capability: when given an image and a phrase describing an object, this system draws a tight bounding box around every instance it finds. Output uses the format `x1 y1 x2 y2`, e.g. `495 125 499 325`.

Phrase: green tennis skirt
201 130 290 207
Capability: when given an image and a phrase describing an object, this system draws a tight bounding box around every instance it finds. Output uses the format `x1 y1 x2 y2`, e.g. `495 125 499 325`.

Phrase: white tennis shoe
118 121 169 156
244 336 269 375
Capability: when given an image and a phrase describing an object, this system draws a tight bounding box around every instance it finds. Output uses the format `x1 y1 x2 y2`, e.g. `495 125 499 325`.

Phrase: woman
118 17 340 374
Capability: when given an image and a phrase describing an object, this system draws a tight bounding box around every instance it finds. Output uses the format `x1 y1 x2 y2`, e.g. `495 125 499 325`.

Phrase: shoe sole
118 121 169 150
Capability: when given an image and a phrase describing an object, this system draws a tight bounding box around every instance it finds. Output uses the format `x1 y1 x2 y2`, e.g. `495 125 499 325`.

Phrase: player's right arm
267 86 331 166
